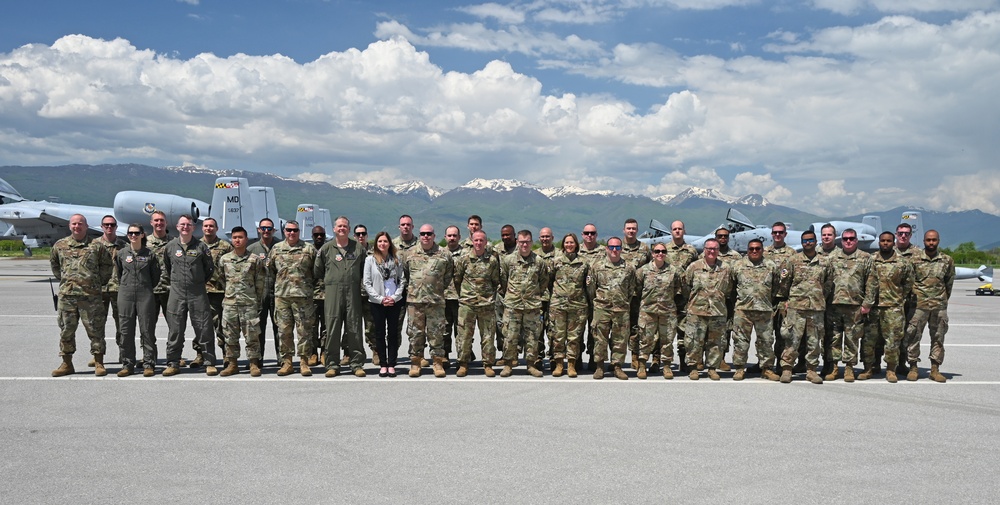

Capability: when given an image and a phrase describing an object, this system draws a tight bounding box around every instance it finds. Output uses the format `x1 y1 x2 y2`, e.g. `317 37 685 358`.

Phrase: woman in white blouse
363 231 408 377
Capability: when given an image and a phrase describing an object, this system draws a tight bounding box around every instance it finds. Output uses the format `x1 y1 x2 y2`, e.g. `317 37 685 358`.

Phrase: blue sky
1 0 999 216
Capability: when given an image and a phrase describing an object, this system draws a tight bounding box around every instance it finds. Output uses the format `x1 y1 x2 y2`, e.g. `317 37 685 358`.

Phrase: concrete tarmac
1 257 999 503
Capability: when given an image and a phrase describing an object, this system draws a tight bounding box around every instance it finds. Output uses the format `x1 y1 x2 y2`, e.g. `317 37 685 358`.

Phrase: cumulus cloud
812 0 999 15
456 3 526 24
926 171 1000 215
375 20 603 58
731 171 791 203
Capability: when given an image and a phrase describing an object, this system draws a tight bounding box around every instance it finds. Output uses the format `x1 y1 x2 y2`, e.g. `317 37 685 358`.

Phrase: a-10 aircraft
640 207 992 283
0 175 333 248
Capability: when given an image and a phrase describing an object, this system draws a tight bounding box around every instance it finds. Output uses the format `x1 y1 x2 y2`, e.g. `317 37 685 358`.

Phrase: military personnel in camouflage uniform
818 224 838 256
202 217 233 364
578 223 604 370
269 221 317 377
162 215 218 377
817 223 838 376
454 230 500 377
96 215 126 364
50 214 114 377
708 227 741 371
587 237 637 380
824 229 876 382
886 222 921 375
248 218 280 362
777 231 831 384
548 233 589 378
535 227 557 364
114 223 161 377
635 242 682 379
499 230 550 378
442 225 465 366
393 215 419 366
493 224 517 360
683 238 733 380
147 211 172 330
218 227 265 377
310 225 327 366
765 222 797 372
356 225 377 362
664 221 699 373
859 232 914 383
315 216 367 377
460 215 482 251
903 230 954 382
403 224 455 378
731 239 781 381
622 218 652 369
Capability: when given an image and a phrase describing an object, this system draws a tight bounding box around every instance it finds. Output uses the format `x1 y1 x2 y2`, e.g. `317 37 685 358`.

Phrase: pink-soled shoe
387 367 397 377
379 367 388 377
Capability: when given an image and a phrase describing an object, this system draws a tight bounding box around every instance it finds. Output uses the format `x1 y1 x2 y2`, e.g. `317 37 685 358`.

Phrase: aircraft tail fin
900 210 923 238
0 177 24 204
980 265 993 283
210 177 257 240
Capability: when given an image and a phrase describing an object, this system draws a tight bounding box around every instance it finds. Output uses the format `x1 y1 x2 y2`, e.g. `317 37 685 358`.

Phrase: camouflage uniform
162 237 216 368
220 250 265 361
269 240 317 360
492 242 517 354
635 261 682 363
500 251 550 367
882 244 922 368
731 256 780 369
454 249 501 366
862 251 914 370
50 235 112 357
665 241 699 367
622 240 652 361
713 248 742 359
817 245 838 372
96 235 127 349
683 258 733 369
549 252 589 363
904 250 954 365
248 238 279 359
535 246 558 359
577 244 607 363
587 257 638 367
204 237 234 352
403 244 455 360
314 238 366 372
765 244 797 363
392 236 419 358
443 245 465 358
115 246 161 370
778 251 831 370
147 233 172 319
826 248 876 366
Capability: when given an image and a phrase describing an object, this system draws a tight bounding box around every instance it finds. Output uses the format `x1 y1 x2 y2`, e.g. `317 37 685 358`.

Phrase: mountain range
1 164 997 250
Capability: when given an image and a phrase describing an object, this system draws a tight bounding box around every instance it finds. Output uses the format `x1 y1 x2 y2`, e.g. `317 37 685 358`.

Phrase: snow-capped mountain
388 181 442 199
654 194 677 204
540 185 615 198
734 193 770 207
339 180 389 194
666 187 738 205
460 178 539 192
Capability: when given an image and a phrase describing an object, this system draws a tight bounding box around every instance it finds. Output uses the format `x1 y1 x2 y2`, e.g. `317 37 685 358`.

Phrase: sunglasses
260 226 274 231
355 232 367 236
652 249 667 254
102 223 117 228
127 231 143 237
715 234 729 239
284 228 299 233
583 231 597 236
802 239 817 244
606 245 622 251
419 232 434 237
747 247 763 252
842 237 858 242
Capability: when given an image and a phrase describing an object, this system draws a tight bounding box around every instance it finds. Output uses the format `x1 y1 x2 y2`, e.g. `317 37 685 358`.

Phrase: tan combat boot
707 368 721 381
613 365 628 380
277 358 294 376
116 365 133 378
566 360 577 378
761 369 780 381
483 364 496 377
190 354 204 368
456 363 468 377
220 360 239 377
432 357 446 378
636 358 647 380
162 364 181 377
718 361 731 372
631 356 639 369
94 354 107 377
249 359 262 377
857 363 875 380
527 365 543 378
324 366 339 378
353 367 366 377
409 356 422 378
824 365 839 382
688 369 699 381
371 352 380 367
843 367 855 383
205 364 219 376
663 366 674 380
806 369 823 384
733 369 745 381
307 353 319 367
300 357 313 377
886 369 898 383
593 362 605 380
88 356 96 368
500 365 513 377
906 362 919 381
420 357 430 367
52 355 75 377
552 359 564 377
143 366 156 377
779 367 793 383
339 355 350 366
929 364 947 383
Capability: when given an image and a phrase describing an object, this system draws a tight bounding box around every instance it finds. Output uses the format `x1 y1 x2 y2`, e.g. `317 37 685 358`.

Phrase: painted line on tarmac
2 376 1000 385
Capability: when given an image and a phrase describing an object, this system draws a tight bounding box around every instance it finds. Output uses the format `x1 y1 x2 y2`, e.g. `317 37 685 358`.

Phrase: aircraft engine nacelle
114 191 209 231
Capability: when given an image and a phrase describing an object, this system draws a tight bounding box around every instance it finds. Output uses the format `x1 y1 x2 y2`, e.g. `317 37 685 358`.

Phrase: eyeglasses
127 231 142 237
747 247 763 252
102 223 117 228
606 245 622 251
583 231 596 236
284 228 299 233
260 226 274 231
419 232 434 237
517 240 532 245
772 231 786 235
842 237 857 242
652 249 667 254
704 247 719 252
896 231 911 236
802 239 817 244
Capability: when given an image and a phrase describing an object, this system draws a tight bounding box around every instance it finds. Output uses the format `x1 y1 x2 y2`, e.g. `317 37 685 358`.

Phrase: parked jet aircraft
294 204 333 241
